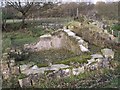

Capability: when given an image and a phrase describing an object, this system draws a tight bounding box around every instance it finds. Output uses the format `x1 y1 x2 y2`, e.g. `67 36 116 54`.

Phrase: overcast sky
0 0 119 7
62 0 119 4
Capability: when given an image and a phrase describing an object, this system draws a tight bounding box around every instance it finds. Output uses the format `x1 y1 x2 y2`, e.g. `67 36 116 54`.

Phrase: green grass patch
2 26 48 52
55 55 91 65
28 27 46 37
2 38 11 52
12 37 38 46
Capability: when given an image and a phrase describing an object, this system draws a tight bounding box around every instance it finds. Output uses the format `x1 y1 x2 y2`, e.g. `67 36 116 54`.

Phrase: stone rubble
101 48 114 59
79 45 89 52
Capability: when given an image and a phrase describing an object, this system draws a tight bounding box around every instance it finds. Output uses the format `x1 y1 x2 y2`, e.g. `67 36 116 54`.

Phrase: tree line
1 1 119 29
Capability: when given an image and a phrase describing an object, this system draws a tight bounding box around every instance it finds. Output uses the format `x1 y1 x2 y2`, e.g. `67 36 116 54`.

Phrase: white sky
62 0 119 4
0 0 119 6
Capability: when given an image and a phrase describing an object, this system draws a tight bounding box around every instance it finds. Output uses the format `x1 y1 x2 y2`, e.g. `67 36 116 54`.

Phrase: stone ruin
1 42 117 88
24 29 89 55
1 23 117 88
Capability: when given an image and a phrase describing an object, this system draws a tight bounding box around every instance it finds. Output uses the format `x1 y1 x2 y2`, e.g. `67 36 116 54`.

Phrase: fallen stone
78 39 84 44
31 65 39 70
40 34 52 38
87 58 96 65
50 64 70 70
22 64 70 75
79 45 89 52
101 48 114 59
67 31 76 36
20 65 30 72
91 54 103 59
63 29 71 33
22 67 47 75
73 36 82 40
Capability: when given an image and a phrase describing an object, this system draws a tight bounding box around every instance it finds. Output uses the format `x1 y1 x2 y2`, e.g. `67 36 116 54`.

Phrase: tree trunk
2 19 7 31
21 14 26 28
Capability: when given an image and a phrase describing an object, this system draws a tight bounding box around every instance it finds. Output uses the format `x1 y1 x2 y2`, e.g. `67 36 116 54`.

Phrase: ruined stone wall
24 30 84 55
34 31 64 51
62 32 81 55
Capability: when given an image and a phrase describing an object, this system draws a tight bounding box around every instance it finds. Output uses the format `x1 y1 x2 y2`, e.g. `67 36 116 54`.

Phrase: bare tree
7 0 34 28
